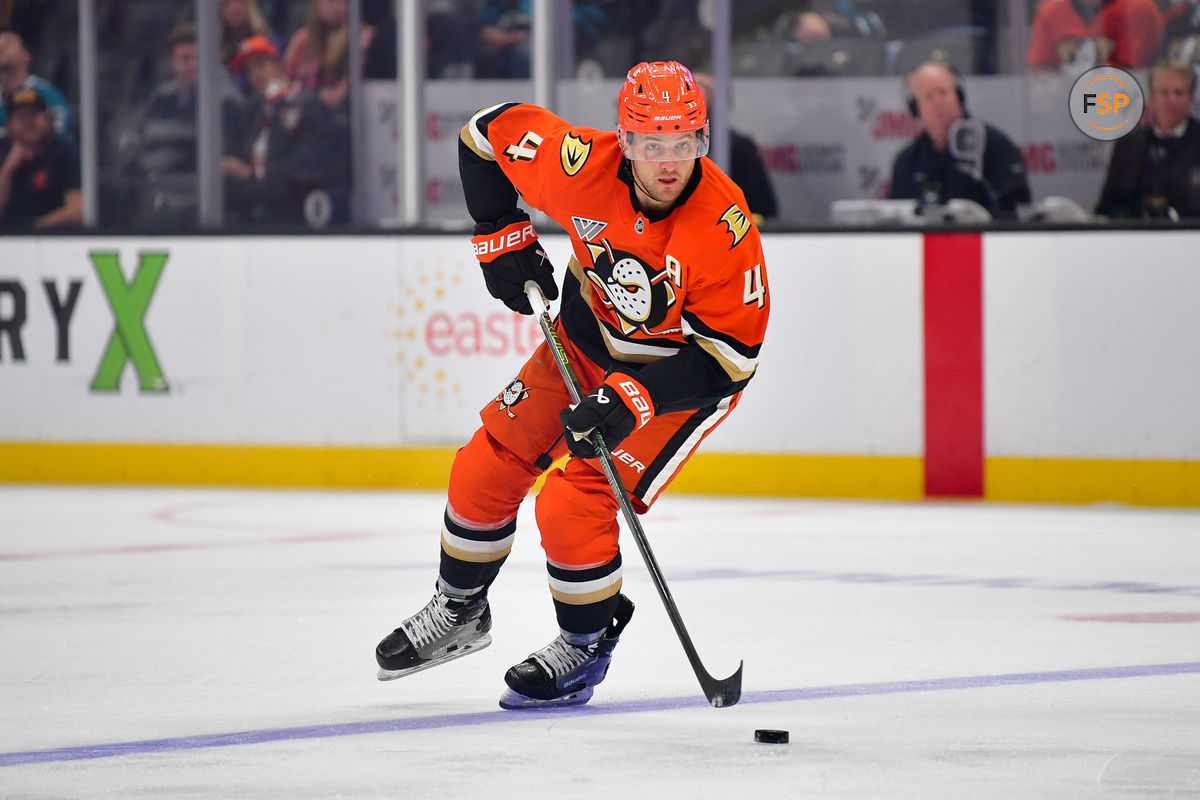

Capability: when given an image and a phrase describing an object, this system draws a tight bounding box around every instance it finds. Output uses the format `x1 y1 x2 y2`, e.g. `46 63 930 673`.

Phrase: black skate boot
498 594 634 709
376 586 492 680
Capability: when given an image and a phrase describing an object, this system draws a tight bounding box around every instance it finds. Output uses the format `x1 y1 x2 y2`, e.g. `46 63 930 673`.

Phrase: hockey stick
524 282 743 708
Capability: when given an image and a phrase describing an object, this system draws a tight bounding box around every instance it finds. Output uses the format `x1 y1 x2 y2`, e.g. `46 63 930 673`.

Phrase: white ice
1 486 1198 798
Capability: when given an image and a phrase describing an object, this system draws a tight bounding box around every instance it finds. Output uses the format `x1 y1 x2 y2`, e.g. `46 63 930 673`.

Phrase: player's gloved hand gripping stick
560 375 651 459
471 211 558 315
524 282 743 708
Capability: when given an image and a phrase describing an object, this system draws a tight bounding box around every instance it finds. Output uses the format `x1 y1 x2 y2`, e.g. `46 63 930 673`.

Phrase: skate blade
376 634 492 681
498 685 594 710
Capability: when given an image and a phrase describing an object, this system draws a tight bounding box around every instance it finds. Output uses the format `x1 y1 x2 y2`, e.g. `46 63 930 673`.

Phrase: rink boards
0 231 1197 505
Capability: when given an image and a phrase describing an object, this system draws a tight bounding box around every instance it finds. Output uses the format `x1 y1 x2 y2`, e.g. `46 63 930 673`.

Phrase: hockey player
375 61 769 709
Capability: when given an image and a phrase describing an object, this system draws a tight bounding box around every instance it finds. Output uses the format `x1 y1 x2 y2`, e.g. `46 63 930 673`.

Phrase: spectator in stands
766 2 888 76
131 22 247 228
257 0 298 41
427 0 479 78
870 0 1000 75
460 0 623 79
223 35 345 227
220 0 279 74
1156 0 1200 65
694 72 779 223
888 61 1031 220
776 3 886 43
361 0 396 79
283 0 375 111
0 29 71 142
1028 0 1164 73
475 0 531 78
633 1 711 70
0 85 81 229
1095 59 1200 218
1 0 50 49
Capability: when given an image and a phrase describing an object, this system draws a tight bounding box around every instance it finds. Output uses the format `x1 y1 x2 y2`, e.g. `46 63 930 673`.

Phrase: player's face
1149 70 1193 132
630 152 696 211
624 130 704 211
909 65 964 138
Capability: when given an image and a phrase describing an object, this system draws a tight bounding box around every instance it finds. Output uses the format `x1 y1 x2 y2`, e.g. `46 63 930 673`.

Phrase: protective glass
619 126 710 162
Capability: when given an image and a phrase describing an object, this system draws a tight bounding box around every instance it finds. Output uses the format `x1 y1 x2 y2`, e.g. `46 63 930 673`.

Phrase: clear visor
619 126 710 162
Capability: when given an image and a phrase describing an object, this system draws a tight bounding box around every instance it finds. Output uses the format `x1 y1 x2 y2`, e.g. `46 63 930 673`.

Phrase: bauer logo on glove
560 375 655 459
472 221 539 259
470 210 558 315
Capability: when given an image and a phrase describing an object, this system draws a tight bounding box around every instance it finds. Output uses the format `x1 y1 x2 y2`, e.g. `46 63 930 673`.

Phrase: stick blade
703 660 743 708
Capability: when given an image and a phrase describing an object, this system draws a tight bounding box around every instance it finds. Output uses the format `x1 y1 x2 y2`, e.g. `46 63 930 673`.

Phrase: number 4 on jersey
743 263 766 309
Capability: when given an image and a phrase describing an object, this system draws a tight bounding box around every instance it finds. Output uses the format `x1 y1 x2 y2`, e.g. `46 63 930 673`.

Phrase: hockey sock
437 507 515 596
547 552 622 636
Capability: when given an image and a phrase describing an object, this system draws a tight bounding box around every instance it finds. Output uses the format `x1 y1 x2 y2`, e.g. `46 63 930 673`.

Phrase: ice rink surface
1 485 1198 798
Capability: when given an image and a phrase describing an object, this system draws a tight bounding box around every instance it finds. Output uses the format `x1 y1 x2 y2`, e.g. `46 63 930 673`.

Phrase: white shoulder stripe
467 104 507 158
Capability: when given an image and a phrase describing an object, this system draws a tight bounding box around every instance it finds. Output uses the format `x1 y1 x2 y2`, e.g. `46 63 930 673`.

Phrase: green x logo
90 251 169 393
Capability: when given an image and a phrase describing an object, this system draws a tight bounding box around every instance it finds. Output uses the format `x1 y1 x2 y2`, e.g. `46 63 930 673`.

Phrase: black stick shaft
524 283 742 707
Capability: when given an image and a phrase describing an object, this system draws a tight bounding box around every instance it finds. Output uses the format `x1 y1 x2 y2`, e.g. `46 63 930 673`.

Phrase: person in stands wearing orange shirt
374 61 770 709
1028 0 1164 72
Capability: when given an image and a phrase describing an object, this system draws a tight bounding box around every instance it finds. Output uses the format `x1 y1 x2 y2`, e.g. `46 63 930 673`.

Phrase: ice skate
376 587 492 681
498 594 634 709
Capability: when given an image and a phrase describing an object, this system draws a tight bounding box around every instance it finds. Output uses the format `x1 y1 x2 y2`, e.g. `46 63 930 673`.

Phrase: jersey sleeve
459 102 577 224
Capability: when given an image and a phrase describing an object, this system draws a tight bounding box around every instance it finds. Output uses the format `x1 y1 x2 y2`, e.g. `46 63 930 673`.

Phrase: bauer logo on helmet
617 60 710 162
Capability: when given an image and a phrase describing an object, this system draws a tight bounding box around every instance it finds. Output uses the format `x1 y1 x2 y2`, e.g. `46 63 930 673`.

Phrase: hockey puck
754 729 789 744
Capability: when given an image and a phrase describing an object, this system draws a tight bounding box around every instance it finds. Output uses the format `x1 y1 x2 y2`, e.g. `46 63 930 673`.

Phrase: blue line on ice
3 661 1197 767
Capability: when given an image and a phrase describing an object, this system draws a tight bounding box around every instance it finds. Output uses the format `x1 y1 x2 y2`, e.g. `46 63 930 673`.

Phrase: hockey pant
437 317 738 636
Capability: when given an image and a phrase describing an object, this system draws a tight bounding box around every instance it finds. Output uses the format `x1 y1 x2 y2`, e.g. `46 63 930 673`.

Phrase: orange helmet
617 61 709 161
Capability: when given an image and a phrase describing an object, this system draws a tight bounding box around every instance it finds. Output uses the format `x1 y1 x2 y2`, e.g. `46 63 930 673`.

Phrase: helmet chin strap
626 157 675 212
631 167 662 206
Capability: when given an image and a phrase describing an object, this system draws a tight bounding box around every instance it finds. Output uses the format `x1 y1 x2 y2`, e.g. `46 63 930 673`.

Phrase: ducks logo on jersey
583 239 677 335
719 204 751 248
496 379 530 418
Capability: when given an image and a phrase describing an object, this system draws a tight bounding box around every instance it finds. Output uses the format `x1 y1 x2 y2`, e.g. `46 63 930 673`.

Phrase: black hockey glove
470 210 558 315
560 374 655 459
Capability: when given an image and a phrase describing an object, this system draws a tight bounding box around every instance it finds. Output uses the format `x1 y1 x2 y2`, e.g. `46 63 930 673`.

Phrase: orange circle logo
1068 67 1144 141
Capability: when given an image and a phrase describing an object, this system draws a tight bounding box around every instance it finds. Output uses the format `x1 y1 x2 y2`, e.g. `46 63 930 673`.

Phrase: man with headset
888 60 1031 220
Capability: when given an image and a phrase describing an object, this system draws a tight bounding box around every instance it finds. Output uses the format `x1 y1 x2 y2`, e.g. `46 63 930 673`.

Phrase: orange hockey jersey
460 102 769 414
